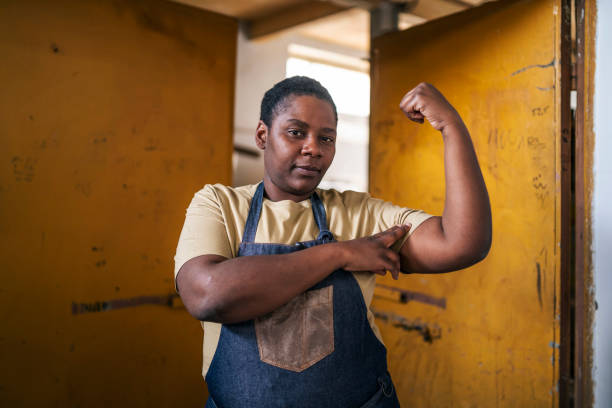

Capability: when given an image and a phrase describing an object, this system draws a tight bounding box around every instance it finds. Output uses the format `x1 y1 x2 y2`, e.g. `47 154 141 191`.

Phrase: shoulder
192 183 258 207
317 188 401 215
316 188 372 210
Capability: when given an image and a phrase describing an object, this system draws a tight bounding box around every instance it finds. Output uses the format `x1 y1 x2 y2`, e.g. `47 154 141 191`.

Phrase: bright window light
286 57 370 117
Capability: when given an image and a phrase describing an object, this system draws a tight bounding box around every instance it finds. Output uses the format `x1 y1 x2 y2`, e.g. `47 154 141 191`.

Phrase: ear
255 120 268 150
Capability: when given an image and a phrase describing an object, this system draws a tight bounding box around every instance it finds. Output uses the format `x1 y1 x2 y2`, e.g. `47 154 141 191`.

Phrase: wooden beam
408 0 469 20
246 1 349 39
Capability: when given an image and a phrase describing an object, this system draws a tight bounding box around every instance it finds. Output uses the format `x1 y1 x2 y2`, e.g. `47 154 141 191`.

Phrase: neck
263 176 313 202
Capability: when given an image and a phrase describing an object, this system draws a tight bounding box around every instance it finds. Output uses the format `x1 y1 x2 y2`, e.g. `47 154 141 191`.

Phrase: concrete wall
0 0 236 406
593 1 612 406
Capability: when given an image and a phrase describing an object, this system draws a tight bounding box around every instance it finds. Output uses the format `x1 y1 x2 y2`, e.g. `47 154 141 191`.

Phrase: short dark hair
260 76 338 128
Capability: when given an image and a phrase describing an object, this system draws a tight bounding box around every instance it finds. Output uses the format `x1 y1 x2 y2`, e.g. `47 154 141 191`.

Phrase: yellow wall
0 0 236 406
370 0 562 406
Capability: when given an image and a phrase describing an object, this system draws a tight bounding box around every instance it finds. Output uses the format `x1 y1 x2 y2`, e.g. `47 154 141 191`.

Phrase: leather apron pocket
254 285 334 372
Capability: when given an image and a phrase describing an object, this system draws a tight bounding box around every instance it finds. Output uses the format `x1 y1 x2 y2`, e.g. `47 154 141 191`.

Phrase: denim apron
205 182 400 408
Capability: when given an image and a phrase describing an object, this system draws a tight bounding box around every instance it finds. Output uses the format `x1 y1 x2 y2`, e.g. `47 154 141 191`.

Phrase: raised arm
177 224 411 324
397 83 492 273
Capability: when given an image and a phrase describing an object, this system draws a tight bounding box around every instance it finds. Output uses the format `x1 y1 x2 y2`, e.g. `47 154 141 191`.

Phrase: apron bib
205 182 400 408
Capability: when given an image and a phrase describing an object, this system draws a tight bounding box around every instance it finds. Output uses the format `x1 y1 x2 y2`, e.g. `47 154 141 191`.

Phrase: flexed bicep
399 216 489 274
396 83 491 274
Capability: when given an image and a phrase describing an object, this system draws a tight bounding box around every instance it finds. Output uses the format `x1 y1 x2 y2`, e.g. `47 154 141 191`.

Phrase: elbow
192 296 245 324
445 230 491 271
464 230 492 266
186 285 228 323
176 256 232 323
190 296 221 322
178 275 225 323
479 221 493 261
474 237 491 264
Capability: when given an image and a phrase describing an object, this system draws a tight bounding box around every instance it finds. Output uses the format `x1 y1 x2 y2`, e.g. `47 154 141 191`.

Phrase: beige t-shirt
174 183 433 377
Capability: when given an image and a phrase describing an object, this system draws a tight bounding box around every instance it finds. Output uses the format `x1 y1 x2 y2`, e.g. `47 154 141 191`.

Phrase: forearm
178 243 346 324
440 121 491 258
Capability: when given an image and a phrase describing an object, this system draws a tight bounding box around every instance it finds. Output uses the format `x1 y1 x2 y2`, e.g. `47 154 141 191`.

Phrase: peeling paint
371 307 442 343
375 283 446 309
511 59 555 76
71 294 180 315
536 262 543 309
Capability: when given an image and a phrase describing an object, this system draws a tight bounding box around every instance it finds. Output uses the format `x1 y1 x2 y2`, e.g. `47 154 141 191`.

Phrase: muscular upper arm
399 216 488 274
174 184 234 289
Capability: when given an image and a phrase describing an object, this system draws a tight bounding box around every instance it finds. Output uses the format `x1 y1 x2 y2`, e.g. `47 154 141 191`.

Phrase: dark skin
177 84 492 324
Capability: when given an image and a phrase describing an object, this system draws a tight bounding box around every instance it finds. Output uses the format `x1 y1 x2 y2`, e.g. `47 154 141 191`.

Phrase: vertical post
559 0 574 404
573 0 587 406
370 1 401 38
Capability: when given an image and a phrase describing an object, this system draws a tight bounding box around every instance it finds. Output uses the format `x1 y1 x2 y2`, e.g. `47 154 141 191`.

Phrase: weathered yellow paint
370 0 562 406
0 0 235 406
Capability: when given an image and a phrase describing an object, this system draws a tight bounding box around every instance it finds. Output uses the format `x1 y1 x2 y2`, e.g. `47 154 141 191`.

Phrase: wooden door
0 0 236 406
370 0 566 406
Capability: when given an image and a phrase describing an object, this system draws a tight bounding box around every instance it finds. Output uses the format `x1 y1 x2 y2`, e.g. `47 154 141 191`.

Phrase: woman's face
256 94 337 201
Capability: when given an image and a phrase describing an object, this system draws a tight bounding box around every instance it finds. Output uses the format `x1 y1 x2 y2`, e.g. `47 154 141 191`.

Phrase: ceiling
173 0 309 20
171 0 491 51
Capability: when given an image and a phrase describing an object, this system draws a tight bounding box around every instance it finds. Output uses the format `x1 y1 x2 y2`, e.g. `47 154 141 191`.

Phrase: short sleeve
365 196 434 252
173 185 233 285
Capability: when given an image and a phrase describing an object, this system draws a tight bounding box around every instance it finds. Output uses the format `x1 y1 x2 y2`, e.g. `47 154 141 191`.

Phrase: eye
321 136 335 144
288 129 305 137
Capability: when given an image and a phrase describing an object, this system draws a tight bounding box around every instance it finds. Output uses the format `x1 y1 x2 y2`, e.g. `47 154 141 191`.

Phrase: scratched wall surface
370 0 562 406
0 0 235 406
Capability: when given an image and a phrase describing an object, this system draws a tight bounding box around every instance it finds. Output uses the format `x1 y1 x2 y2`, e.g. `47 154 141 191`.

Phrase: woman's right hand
337 224 411 279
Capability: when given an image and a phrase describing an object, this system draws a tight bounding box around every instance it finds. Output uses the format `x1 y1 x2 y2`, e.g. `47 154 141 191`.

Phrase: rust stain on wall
375 283 446 309
371 307 442 344
71 294 181 315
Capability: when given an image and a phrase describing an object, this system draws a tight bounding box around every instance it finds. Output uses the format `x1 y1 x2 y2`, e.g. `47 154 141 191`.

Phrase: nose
301 134 321 157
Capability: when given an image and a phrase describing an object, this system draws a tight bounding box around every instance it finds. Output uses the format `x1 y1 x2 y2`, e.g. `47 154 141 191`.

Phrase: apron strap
240 181 334 244
310 190 334 243
241 182 265 244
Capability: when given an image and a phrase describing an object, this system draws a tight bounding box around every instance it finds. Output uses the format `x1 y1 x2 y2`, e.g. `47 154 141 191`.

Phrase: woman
174 76 491 407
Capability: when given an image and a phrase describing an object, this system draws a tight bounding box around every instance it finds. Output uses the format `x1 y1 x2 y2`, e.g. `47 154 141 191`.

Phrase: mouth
293 165 321 177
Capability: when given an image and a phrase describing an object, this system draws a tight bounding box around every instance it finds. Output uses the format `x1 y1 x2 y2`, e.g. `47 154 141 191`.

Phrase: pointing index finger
378 224 412 248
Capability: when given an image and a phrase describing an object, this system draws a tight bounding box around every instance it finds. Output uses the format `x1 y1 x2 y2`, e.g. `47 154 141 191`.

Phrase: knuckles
416 82 433 90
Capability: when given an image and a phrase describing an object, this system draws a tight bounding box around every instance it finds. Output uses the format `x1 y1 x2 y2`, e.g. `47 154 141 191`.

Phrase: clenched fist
399 82 462 132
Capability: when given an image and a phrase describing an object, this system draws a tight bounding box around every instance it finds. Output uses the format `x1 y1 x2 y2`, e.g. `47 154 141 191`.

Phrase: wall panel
0 0 236 406
370 0 563 406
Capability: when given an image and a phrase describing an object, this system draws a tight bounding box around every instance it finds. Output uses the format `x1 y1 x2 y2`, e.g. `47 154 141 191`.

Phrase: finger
369 224 401 240
375 251 400 277
373 269 399 280
386 250 401 272
372 226 402 247
399 92 417 112
400 96 426 124
399 88 417 107
402 105 424 120
377 227 406 248
406 112 425 124
400 83 427 105
377 224 412 248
